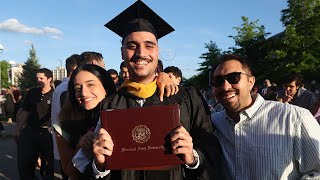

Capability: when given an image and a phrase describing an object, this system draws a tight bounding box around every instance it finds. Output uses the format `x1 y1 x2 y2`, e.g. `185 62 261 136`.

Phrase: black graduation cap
105 0 174 39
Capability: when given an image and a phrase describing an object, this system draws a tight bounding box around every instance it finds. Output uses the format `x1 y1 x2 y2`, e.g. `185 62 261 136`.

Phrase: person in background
12 85 22 121
260 79 271 96
91 1 224 179
54 80 62 88
263 85 281 101
4 88 15 123
310 80 317 95
51 54 81 180
211 54 320 179
279 72 317 112
313 96 320 123
250 85 259 97
164 66 182 86
119 61 129 85
157 59 164 72
17 68 54 180
107 69 120 88
205 87 224 114
79 51 106 68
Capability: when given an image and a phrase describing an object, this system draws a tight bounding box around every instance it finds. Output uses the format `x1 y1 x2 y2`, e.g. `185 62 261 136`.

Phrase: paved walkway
0 122 62 180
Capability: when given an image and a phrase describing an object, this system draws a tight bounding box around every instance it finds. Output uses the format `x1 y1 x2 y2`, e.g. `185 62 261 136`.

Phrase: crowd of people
0 85 23 134
1 0 320 179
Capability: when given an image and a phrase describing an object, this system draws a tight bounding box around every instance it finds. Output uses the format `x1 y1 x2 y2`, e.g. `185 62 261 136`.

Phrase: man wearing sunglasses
211 54 320 179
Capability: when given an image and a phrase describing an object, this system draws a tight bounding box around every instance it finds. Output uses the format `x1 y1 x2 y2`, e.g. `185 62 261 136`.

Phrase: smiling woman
53 64 116 179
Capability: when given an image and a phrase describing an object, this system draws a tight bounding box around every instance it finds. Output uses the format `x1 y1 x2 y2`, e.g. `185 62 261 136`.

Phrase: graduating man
90 1 224 179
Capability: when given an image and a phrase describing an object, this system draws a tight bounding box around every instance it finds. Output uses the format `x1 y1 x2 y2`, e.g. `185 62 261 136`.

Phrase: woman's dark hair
68 64 116 107
59 64 116 148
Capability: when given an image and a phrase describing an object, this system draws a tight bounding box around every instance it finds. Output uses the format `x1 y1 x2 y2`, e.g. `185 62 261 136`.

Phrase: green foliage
277 0 320 79
18 45 41 92
186 1 320 86
228 16 271 82
0 61 10 89
184 41 222 89
230 16 269 50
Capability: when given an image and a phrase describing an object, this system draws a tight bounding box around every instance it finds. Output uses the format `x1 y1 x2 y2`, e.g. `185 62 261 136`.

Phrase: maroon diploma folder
100 104 183 170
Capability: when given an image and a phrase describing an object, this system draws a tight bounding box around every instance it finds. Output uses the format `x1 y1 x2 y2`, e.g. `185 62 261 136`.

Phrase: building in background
9 64 23 86
52 66 66 81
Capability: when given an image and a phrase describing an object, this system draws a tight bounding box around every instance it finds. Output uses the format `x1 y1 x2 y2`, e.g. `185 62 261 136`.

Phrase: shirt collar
223 94 265 123
240 94 264 119
296 87 304 97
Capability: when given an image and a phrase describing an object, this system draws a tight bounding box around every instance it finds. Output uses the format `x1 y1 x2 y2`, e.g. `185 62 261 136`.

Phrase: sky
0 0 288 78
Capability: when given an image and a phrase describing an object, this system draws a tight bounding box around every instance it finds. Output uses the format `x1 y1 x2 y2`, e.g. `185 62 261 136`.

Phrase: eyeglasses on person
211 72 251 87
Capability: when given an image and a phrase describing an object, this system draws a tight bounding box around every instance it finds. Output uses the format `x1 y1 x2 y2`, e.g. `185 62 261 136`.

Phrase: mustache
130 55 152 62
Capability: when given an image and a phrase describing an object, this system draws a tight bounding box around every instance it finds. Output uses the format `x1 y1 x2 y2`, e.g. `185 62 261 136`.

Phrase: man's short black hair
107 69 118 75
120 61 127 70
281 72 304 86
54 80 62 87
66 54 81 76
215 54 253 76
163 66 182 79
78 51 103 67
37 68 53 79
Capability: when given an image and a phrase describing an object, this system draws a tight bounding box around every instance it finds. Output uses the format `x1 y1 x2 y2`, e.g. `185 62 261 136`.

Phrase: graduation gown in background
87 86 224 180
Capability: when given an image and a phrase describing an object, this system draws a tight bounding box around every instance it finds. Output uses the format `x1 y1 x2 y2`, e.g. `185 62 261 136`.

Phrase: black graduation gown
91 86 224 180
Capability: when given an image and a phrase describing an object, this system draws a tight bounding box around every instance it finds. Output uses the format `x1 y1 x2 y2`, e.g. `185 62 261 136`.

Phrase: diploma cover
100 104 183 170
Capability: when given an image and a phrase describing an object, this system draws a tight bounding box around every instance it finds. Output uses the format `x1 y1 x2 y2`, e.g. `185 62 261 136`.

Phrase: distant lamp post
208 65 213 87
58 59 63 67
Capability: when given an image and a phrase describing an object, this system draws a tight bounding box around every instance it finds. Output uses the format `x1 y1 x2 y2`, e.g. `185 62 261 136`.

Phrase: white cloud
43 27 63 35
0 18 63 39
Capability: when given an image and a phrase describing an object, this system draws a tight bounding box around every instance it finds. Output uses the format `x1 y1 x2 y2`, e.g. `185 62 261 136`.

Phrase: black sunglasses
211 72 250 87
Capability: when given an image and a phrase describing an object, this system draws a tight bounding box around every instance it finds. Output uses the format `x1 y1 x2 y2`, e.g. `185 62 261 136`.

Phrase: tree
0 60 10 89
277 0 320 79
18 45 41 92
228 16 271 81
184 41 222 89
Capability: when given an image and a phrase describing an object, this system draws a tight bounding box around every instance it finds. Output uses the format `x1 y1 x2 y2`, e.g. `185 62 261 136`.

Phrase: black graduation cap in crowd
105 0 174 39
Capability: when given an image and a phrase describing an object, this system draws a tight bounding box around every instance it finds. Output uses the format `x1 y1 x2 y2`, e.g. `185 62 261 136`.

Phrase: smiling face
213 60 255 114
74 70 106 110
121 31 159 84
120 67 129 80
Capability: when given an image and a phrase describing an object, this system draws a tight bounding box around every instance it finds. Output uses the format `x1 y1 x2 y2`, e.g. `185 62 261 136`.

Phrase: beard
225 101 241 113
37 82 45 88
217 89 241 112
